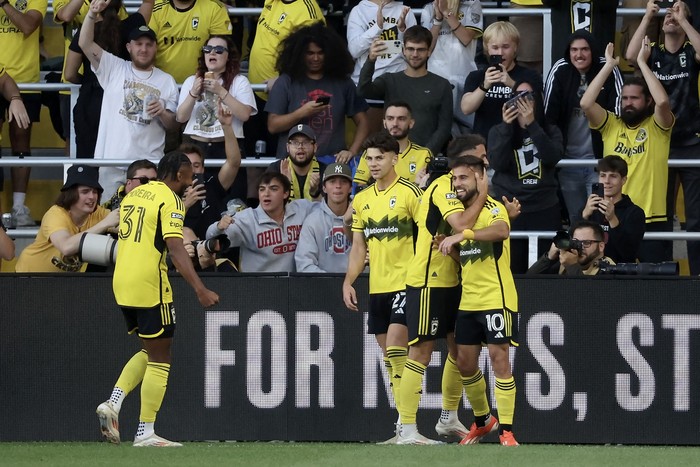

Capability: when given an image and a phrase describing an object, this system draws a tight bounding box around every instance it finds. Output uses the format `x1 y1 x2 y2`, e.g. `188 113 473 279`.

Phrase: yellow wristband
462 229 475 240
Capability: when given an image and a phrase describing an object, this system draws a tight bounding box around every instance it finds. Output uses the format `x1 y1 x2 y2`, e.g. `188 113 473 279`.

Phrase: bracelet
433 19 443 26
188 91 199 99
478 83 489 92
462 229 475 240
451 24 461 32
220 90 229 100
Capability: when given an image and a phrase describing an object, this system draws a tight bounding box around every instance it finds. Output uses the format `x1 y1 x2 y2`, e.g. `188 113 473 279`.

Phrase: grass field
0 442 697 467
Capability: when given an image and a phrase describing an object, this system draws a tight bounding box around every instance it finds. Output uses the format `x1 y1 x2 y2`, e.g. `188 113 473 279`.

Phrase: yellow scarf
288 156 320 201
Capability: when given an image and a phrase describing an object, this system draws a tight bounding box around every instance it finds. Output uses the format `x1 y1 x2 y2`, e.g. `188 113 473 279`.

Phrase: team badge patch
192 17 199 30
278 13 287 24
635 128 648 144
389 196 397 209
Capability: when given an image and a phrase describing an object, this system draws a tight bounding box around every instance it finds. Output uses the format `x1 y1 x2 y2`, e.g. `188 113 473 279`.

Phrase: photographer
582 156 646 263
527 220 615 276
179 227 235 273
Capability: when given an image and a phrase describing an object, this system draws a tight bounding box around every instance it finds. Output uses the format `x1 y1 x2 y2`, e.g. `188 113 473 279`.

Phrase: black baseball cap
128 25 157 42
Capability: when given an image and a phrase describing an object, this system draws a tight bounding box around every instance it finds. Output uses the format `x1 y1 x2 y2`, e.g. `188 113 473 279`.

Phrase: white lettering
616 313 655 411
661 314 700 411
295 312 335 408
525 312 566 410
204 311 238 408
247 311 287 408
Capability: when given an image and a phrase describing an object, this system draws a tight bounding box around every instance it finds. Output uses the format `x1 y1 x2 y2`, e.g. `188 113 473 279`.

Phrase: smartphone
592 182 605 198
315 95 331 105
656 0 674 8
489 54 503 70
380 40 403 55
505 90 532 109
193 173 205 186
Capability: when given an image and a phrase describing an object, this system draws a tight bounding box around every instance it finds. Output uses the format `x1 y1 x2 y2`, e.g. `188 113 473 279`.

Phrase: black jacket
588 194 646 263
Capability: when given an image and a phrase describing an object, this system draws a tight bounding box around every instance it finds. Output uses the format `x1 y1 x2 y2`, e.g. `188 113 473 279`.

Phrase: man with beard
626 0 700 274
267 124 327 201
79 0 180 200
526 220 615 275
358 25 453 155
581 41 674 263
353 102 432 190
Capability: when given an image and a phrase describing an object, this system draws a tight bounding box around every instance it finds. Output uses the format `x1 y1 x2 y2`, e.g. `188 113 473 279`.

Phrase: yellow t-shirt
351 175 422 294
354 141 432 186
15 204 110 273
248 0 325 99
113 182 185 307
458 196 517 312
406 173 463 289
0 0 48 86
149 0 232 83
594 111 673 223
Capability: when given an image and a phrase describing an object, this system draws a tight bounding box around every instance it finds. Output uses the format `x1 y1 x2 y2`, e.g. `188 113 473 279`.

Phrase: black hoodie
543 29 623 159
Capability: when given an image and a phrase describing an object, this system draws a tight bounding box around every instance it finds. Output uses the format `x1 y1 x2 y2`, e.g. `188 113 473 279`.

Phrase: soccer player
97 151 219 447
397 135 491 444
438 155 520 447
342 131 422 443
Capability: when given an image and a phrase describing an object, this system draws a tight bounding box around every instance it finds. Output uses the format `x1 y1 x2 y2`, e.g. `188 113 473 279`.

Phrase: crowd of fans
0 0 696 275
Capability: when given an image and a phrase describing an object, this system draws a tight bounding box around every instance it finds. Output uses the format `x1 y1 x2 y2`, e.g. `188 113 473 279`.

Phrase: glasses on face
288 140 314 148
129 176 157 185
404 47 429 54
202 45 228 55
575 239 602 248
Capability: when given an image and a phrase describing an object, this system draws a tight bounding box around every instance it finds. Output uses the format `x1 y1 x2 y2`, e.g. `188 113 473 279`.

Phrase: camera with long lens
598 259 679 276
79 232 118 266
428 155 450 176
193 234 230 256
553 230 583 254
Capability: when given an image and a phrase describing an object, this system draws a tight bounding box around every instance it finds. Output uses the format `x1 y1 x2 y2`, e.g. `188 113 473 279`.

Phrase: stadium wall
1 274 698 445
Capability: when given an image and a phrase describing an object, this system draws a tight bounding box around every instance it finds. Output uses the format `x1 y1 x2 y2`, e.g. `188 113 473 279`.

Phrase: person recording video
526 220 615 276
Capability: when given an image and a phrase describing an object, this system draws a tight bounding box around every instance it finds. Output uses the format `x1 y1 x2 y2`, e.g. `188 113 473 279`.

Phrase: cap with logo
322 163 353 183
128 25 157 42
287 124 316 141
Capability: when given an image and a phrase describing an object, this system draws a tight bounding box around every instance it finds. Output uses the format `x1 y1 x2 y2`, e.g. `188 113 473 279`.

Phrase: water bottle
254 140 267 159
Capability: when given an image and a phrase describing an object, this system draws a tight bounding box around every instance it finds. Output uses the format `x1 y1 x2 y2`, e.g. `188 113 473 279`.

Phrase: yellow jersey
458 196 517 312
354 140 432 186
113 181 185 307
405 173 463 288
351 175 422 294
0 0 48 87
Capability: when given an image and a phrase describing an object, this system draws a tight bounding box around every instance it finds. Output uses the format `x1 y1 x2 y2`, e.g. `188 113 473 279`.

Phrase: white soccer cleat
397 429 443 445
96 401 120 444
133 433 183 447
376 422 401 445
435 418 469 439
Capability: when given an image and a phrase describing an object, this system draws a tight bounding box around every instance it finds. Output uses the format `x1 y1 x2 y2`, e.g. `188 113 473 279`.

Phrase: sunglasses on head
129 176 157 185
202 45 228 55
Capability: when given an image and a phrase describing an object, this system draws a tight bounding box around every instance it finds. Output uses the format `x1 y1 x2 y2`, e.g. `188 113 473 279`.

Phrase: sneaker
96 401 120 444
133 433 183 447
376 423 400 445
499 430 519 447
459 415 499 445
397 429 442 445
435 418 469 439
12 205 35 227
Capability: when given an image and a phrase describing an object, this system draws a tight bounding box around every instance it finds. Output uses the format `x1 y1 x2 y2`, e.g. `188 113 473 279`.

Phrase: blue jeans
557 166 599 226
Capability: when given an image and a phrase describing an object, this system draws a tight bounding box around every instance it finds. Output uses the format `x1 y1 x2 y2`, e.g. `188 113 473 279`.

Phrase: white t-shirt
93 51 179 159
178 73 258 139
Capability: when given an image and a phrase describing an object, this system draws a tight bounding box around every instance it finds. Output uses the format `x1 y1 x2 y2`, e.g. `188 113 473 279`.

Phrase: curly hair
196 35 241 91
275 22 354 81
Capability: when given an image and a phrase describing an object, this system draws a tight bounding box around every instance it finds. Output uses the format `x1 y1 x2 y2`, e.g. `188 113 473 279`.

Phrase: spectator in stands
347 0 414 132
353 102 432 189
79 1 180 200
266 23 369 163
206 171 316 272
295 163 353 273
182 101 242 240
0 221 14 264
461 21 543 142
65 0 154 159
177 34 256 201
488 79 564 274
14 165 119 273
526 220 614 275
626 0 700 274
508 0 544 74
542 0 618 66
544 29 623 226
245 0 325 158
103 159 158 211
581 41 674 263
582 156 646 264
422 0 483 136
0 66 30 215
267 125 326 201
149 0 232 84
359 25 453 155
180 226 236 272
55 0 132 156
0 0 47 226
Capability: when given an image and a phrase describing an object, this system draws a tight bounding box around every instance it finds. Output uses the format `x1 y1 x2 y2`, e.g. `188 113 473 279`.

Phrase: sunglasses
202 45 228 55
129 176 157 185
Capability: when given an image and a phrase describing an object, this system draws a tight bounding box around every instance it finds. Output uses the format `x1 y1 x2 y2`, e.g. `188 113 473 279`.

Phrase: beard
620 106 651 126
291 154 313 168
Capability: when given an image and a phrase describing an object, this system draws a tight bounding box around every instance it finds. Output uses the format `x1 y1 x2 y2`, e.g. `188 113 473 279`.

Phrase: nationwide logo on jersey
192 17 200 30
389 196 397 209
635 128 648 144
278 13 287 24
363 215 414 241
459 240 493 265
